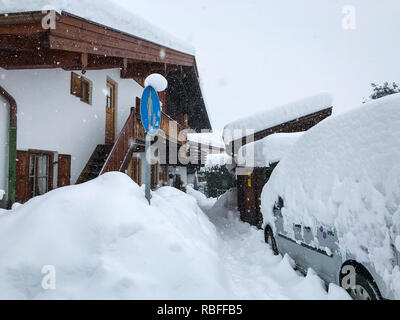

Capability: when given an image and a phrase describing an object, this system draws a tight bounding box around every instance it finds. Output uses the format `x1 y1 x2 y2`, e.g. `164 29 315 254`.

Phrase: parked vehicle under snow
261 93 400 300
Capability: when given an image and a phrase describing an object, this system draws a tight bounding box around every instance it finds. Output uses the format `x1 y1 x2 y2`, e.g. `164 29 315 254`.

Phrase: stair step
76 144 114 184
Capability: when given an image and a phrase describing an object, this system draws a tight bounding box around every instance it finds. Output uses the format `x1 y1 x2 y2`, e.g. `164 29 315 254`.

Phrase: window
71 72 92 104
28 151 54 198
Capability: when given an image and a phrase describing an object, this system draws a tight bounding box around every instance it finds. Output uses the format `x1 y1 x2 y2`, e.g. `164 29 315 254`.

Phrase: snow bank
223 93 333 144
144 74 168 92
0 0 195 55
0 172 228 299
261 93 400 298
237 132 304 168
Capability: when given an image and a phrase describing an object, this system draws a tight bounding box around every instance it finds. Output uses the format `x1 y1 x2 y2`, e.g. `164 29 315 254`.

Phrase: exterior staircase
76 106 187 185
76 144 113 184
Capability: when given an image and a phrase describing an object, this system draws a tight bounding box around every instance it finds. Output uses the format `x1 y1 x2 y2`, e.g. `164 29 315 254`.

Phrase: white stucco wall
0 67 144 188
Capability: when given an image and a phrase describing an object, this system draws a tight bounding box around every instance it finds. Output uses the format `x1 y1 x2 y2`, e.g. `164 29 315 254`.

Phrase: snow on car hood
261 93 400 298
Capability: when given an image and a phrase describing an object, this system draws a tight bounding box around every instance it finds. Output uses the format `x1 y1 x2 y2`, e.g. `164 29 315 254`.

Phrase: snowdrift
0 173 228 299
261 93 400 298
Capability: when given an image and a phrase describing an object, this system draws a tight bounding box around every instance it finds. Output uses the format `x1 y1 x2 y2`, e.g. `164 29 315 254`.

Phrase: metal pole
145 134 151 205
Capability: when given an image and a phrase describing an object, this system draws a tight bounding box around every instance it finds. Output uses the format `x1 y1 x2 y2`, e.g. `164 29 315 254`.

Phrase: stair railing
100 107 145 174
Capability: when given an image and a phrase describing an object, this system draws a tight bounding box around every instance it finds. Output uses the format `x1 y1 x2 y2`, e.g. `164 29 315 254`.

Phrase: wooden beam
81 52 88 74
0 23 45 35
0 49 80 69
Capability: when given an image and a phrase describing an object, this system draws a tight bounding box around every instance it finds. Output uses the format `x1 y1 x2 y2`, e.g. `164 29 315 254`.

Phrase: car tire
340 265 382 300
264 226 279 255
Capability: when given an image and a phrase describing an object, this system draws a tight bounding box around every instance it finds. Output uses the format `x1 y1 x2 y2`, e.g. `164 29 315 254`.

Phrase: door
127 157 142 186
105 79 116 144
58 154 71 187
302 225 341 283
15 150 29 203
272 198 307 271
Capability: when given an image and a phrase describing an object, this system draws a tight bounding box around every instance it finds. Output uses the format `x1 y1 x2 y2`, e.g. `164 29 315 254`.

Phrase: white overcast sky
117 0 400 131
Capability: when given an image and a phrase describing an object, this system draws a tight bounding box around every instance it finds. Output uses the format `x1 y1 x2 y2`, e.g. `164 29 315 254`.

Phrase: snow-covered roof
237 132 304 168
223 93 333 144
187 132 225 149
261 93 400 297
205 153 231 168
0 0 195 55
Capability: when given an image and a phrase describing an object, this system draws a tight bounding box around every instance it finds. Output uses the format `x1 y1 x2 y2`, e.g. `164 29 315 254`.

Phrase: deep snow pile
223 93 332 144
237 132 304 168
186 185 216 212
0 0 195 54
261 94 400 298
205 195 350 300
0 173 228 299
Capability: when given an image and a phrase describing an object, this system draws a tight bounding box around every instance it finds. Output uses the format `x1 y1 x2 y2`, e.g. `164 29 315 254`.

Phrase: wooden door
127 157 142 186
58 154 71 187
105 79 116 144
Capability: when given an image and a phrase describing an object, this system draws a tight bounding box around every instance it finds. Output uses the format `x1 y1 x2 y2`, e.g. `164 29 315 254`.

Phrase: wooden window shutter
58 154 71 187
15 150 29 203
71 72 83 98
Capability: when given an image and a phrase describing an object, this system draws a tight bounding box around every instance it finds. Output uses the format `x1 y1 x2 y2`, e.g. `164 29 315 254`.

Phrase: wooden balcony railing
100 108 145 174
100 107 189 175
161 111 187 144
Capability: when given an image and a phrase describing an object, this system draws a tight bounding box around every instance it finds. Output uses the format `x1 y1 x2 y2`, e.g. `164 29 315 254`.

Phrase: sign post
140 86 161 205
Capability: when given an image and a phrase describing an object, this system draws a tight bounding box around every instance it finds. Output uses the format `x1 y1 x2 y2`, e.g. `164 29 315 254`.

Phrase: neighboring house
186 132 225 186
0 8 211 208
222 93 333 227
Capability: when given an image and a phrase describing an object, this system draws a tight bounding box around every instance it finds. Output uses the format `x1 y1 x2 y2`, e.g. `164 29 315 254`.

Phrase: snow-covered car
261 93 400 300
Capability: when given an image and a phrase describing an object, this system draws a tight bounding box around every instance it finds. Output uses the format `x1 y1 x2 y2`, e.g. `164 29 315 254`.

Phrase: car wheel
264 226 279 255
341 266 381 300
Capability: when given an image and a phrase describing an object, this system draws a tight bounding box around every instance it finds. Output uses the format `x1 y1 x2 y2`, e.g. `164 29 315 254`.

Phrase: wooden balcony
100 107 189 175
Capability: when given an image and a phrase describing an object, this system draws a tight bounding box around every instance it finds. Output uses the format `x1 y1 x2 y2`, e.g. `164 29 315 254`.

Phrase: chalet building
223 93 333 227
185 133 226 186
0 9 211 208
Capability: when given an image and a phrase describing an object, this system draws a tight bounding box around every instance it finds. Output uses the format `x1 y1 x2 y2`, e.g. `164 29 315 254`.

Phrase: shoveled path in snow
197 197 351 300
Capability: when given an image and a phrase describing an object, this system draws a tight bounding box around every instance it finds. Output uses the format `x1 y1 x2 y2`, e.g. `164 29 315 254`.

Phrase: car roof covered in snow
261 93 400 297
0 0 195 55
222 93 333 144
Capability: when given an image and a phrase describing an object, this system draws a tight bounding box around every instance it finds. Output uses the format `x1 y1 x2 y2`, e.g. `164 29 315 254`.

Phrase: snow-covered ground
199 189 350 300
0 173 350 299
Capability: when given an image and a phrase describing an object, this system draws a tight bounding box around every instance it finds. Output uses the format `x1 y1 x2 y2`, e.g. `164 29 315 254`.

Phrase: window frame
27 149 54 198
70 72 92 105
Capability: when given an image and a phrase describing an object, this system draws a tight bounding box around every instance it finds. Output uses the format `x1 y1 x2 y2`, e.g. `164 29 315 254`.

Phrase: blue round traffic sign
140 86 161 135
